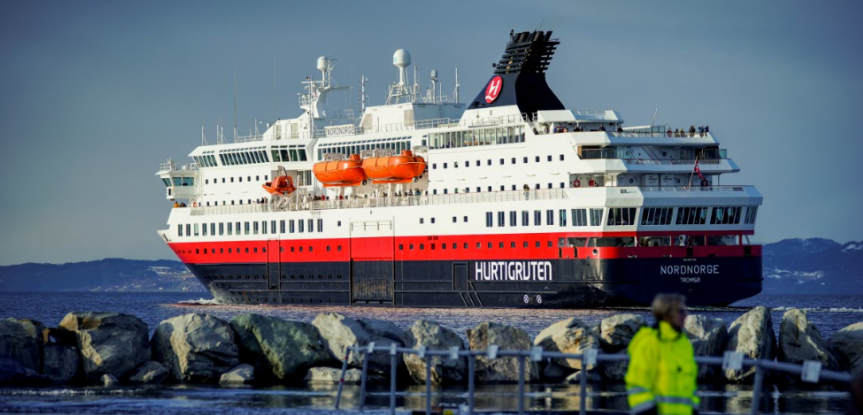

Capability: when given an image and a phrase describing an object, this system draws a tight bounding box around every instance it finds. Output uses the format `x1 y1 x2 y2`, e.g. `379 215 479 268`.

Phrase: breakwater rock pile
0 307 860 387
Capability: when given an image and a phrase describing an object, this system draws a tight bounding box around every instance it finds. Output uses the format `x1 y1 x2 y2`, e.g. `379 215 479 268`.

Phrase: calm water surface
0 292 858 414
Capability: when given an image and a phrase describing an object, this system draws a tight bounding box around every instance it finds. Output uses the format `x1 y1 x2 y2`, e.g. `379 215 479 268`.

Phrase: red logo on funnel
485 76 503 103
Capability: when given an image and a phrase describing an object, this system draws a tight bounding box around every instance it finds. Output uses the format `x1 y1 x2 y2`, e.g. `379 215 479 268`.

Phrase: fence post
468 354 475 415
359 349 370 410
334 348 351 409
390 344 398 415
750 362 764 415
425 354 432 415
518 354 526 415
579 355 587 415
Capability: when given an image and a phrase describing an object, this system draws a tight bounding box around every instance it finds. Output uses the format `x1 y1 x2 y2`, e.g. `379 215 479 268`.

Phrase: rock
128 361 170 385
599 352 629 380
101 374 120 387
403 320 467 385
230 314 330 381
684 315 728 379
0 318 45 371
42 343 79 383
599 314 646 353
152 313 240 383
304 367 362 384
778 309 839 370
725 306 776 382
534 317 600 371
312 313 401 374
58 312 150 380
541 360 572 382
466 322 539 383
563 369 601 384
359 318 408 346
0 357 46 385
220 364 255 385
828 322 863 376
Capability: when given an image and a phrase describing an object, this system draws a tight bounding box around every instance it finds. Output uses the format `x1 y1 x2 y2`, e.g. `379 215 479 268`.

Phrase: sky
1 0 861 265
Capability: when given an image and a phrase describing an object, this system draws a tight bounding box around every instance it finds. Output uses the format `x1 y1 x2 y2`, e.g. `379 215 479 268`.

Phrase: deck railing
335 344 852 415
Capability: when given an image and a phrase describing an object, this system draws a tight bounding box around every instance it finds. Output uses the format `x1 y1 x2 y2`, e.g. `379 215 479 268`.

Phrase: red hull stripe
168 232 761 265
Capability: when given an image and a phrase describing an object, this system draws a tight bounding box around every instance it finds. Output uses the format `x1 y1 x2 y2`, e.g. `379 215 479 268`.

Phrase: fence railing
334 344 851 415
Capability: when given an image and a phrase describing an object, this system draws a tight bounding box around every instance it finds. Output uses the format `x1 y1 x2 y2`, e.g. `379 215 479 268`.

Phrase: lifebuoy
192 202 197 207
701 179 709 187
589 179 596 187
573 179 581 187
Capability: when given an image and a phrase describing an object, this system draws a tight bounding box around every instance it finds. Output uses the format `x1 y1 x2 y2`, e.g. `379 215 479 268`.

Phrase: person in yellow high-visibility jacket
625 293 699 415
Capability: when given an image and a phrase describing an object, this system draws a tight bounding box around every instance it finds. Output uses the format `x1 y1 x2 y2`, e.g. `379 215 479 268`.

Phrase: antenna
233 68 238 141
359 74 367 113
272 58 276 123
651 108 658 127
201 120 207 145
454 65 460 103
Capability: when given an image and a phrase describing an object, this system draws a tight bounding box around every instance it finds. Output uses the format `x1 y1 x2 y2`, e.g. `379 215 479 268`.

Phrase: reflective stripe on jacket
625 321 700 415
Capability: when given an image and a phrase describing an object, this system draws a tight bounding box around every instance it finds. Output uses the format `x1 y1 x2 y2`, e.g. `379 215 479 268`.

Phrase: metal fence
333 344 852 415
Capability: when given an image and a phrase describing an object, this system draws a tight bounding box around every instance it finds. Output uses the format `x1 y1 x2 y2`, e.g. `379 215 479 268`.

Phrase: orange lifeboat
313 154 368 187
262 175 296 195
362 150 426 184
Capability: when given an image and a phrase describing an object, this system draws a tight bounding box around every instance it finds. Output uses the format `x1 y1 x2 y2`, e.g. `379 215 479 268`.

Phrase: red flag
694 159 705 180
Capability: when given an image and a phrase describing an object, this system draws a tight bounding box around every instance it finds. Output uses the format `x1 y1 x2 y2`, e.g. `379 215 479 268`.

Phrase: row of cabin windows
434 183 566 195
419 216 471 224
399 240 556 251
177 218 329 237
432 154 565 170
429 126 525 149
316 140 411 161
204 175 269 185
271 147 309 162
218 148 271 166
181 244 343 255
482 206 758 228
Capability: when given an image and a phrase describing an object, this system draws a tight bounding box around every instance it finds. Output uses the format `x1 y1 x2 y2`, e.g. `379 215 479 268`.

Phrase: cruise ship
156 30 763 308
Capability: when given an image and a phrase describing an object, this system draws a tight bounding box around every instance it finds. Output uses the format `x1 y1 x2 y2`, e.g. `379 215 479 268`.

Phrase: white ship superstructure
156 31 762 307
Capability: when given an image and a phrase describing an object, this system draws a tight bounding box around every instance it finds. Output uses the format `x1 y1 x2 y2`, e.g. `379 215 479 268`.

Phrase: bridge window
711 207 742 225
589 209 604 226
676 207 708 225
744 206 758 224
608 208 637 226
642 207 674 226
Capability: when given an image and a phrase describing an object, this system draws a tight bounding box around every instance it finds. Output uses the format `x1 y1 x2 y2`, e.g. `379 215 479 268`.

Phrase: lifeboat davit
262 175 296 195
313 154 368 187
362 150 426 184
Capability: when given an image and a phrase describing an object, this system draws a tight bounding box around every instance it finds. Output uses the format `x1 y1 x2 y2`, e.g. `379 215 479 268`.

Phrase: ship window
548 241 553 248
245 247 249 253
244 222 250 235
710 206 742 225
523 157 528 163
488 186 492 192
560 209 567 226
534 210 541 226
536 156 540 162
497 211 505 227
486 212 493 228
291 247 295 252
560 155 564 161
641 207 673 226
488 242 493 248
443 163 447 169
590 209 604 226
420 218 424 224
308 219 314 232
464 216 468 222
510 211 517 226
608 208 637 226
338 221 341 227
511 158 516 164
547 155 552 162
186 224 191 236
572 209 588 227
500 185 505 191
317 219 323 232
201 223 207 236
431 218 436 224
535 184 540 190
466 161 470 167
500 242 504 248
230 177 234 183
219 223 224 235
546 210 554 226
280 220 285 233
222 178 225 183
309 246 313 252
196 249 199 254
253 247 258 253
487 159 491 166
500 158 504 165
444 189 448 194
476 160 480 166
524 241 528 248
675 207 708 225
299 220 304 233
410 244 414 250
228 248 232 253
289 220 295 233
227 222 233 235
453 216 457 223
178 224 183 237
205 179 208 185
744 206 758 224
239 176 243 182
433 189 437 195
432 163 436 170
522 211 529 226
253 222 259 235
399 244 403 250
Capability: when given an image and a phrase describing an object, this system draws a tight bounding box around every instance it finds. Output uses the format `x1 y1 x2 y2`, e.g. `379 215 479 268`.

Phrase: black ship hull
186 255 762 308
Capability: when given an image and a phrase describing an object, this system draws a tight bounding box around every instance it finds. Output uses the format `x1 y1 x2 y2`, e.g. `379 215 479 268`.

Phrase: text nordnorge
475 261 553 281
660 264 719 275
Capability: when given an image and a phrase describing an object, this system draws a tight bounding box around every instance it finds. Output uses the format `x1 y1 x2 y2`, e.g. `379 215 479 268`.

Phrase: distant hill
1 239 861 294
763 238 863 294
0 258 204 292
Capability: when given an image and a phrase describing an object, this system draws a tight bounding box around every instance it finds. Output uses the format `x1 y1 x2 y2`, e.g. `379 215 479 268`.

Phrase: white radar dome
430 69 438 80
393 49 411 68
316 56 329 72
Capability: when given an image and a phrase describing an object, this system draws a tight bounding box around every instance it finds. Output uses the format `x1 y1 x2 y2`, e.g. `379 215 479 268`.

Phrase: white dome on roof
393 49 411 68
316 56 329 72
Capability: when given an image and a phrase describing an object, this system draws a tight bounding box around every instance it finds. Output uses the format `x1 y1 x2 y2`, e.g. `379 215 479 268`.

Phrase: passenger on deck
689 126 696 137
173 202 180 208
600 125 606 132
617 126 624 133
667 128 673 137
